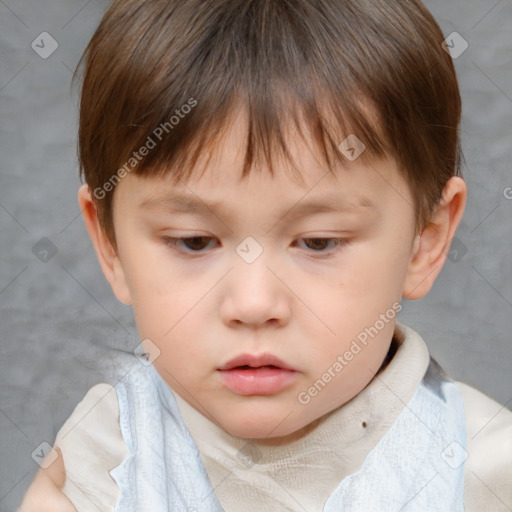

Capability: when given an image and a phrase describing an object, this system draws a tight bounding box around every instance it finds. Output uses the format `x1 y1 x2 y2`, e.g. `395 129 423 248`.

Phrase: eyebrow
139 192 375 218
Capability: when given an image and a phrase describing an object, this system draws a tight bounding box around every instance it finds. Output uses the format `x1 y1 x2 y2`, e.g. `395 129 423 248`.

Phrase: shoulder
54 383 127 512
55 382 122 442
456 381 512 512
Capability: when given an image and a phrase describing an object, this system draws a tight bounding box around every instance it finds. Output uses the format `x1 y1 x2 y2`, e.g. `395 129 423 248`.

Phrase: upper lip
217 353 296 371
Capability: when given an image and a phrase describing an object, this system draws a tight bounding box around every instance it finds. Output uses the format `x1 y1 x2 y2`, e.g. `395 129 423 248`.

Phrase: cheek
319 319 394 394
131 279 214 370
355 226 413 297
120 239 181 308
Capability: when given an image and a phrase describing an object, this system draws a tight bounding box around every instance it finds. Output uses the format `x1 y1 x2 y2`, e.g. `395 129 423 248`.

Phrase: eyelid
296 237 350 258
160 235 216 253
159 235 350 258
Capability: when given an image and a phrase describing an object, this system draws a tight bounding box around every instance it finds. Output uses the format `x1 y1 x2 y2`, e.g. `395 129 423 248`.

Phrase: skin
21 106 466 507
79 107 466 439
18 448 76 512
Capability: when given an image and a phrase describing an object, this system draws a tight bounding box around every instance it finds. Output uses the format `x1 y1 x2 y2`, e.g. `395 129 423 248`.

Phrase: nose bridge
233 242 277 300
221 242 289 326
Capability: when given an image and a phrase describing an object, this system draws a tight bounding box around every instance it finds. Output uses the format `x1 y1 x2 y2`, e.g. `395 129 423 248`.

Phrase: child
20 0 512 510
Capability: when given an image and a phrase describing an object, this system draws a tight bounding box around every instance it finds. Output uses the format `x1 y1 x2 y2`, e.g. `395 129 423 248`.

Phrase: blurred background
0 0 511 509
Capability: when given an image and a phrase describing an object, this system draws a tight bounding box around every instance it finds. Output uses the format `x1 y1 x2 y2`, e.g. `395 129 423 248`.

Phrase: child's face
109 109 418 438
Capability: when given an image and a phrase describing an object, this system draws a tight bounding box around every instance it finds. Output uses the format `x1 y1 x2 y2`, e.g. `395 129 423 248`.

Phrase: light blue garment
109 358 466 512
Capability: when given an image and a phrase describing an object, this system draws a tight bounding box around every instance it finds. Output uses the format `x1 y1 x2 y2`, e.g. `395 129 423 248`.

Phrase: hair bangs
122 72 390 193
76 0 462 248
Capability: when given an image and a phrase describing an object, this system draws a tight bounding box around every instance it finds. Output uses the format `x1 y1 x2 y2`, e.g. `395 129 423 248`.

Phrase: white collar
171 322 430 512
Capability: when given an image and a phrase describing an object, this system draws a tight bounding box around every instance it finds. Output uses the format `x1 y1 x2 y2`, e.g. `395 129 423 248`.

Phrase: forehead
119 154 406 226
114 107 412 221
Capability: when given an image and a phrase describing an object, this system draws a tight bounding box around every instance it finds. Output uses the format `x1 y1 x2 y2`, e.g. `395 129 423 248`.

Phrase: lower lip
217 366 297 395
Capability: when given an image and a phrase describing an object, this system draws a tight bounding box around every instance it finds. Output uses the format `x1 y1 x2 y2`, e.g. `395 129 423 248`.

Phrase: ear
77 184 132 305
402 176 467 300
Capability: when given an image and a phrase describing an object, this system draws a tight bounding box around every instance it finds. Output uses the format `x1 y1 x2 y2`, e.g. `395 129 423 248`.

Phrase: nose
220 251 291 329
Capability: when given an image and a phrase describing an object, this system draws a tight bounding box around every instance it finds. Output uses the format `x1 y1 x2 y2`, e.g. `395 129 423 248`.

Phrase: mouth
217 353 296 372
217 354 298 395
234 364 281 370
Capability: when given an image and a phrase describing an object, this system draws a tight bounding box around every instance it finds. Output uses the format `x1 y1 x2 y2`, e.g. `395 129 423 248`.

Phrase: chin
216 405 309 440
223 423 298 439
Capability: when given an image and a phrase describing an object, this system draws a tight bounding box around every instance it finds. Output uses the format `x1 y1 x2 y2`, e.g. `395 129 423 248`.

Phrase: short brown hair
75 0 463 250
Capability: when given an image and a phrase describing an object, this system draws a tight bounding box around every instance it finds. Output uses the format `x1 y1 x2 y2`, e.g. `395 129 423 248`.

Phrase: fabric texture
53 323 512 511
170 321 430 511
54 383 126 512
110 323 465 511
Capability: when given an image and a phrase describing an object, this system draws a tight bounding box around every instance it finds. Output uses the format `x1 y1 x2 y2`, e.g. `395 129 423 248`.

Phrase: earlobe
77 184 132 305
402 177 467 300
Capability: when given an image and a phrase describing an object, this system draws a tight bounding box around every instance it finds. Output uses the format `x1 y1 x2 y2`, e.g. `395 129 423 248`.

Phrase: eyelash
160 236 349 258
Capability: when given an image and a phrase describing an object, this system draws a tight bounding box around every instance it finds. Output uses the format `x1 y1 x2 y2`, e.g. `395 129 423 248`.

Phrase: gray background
0 0 511 510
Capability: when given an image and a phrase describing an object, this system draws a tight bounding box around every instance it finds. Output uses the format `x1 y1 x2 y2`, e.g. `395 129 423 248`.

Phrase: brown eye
182 236 212 251
302 238 331 251
161 236 216 253
295 237 349 258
